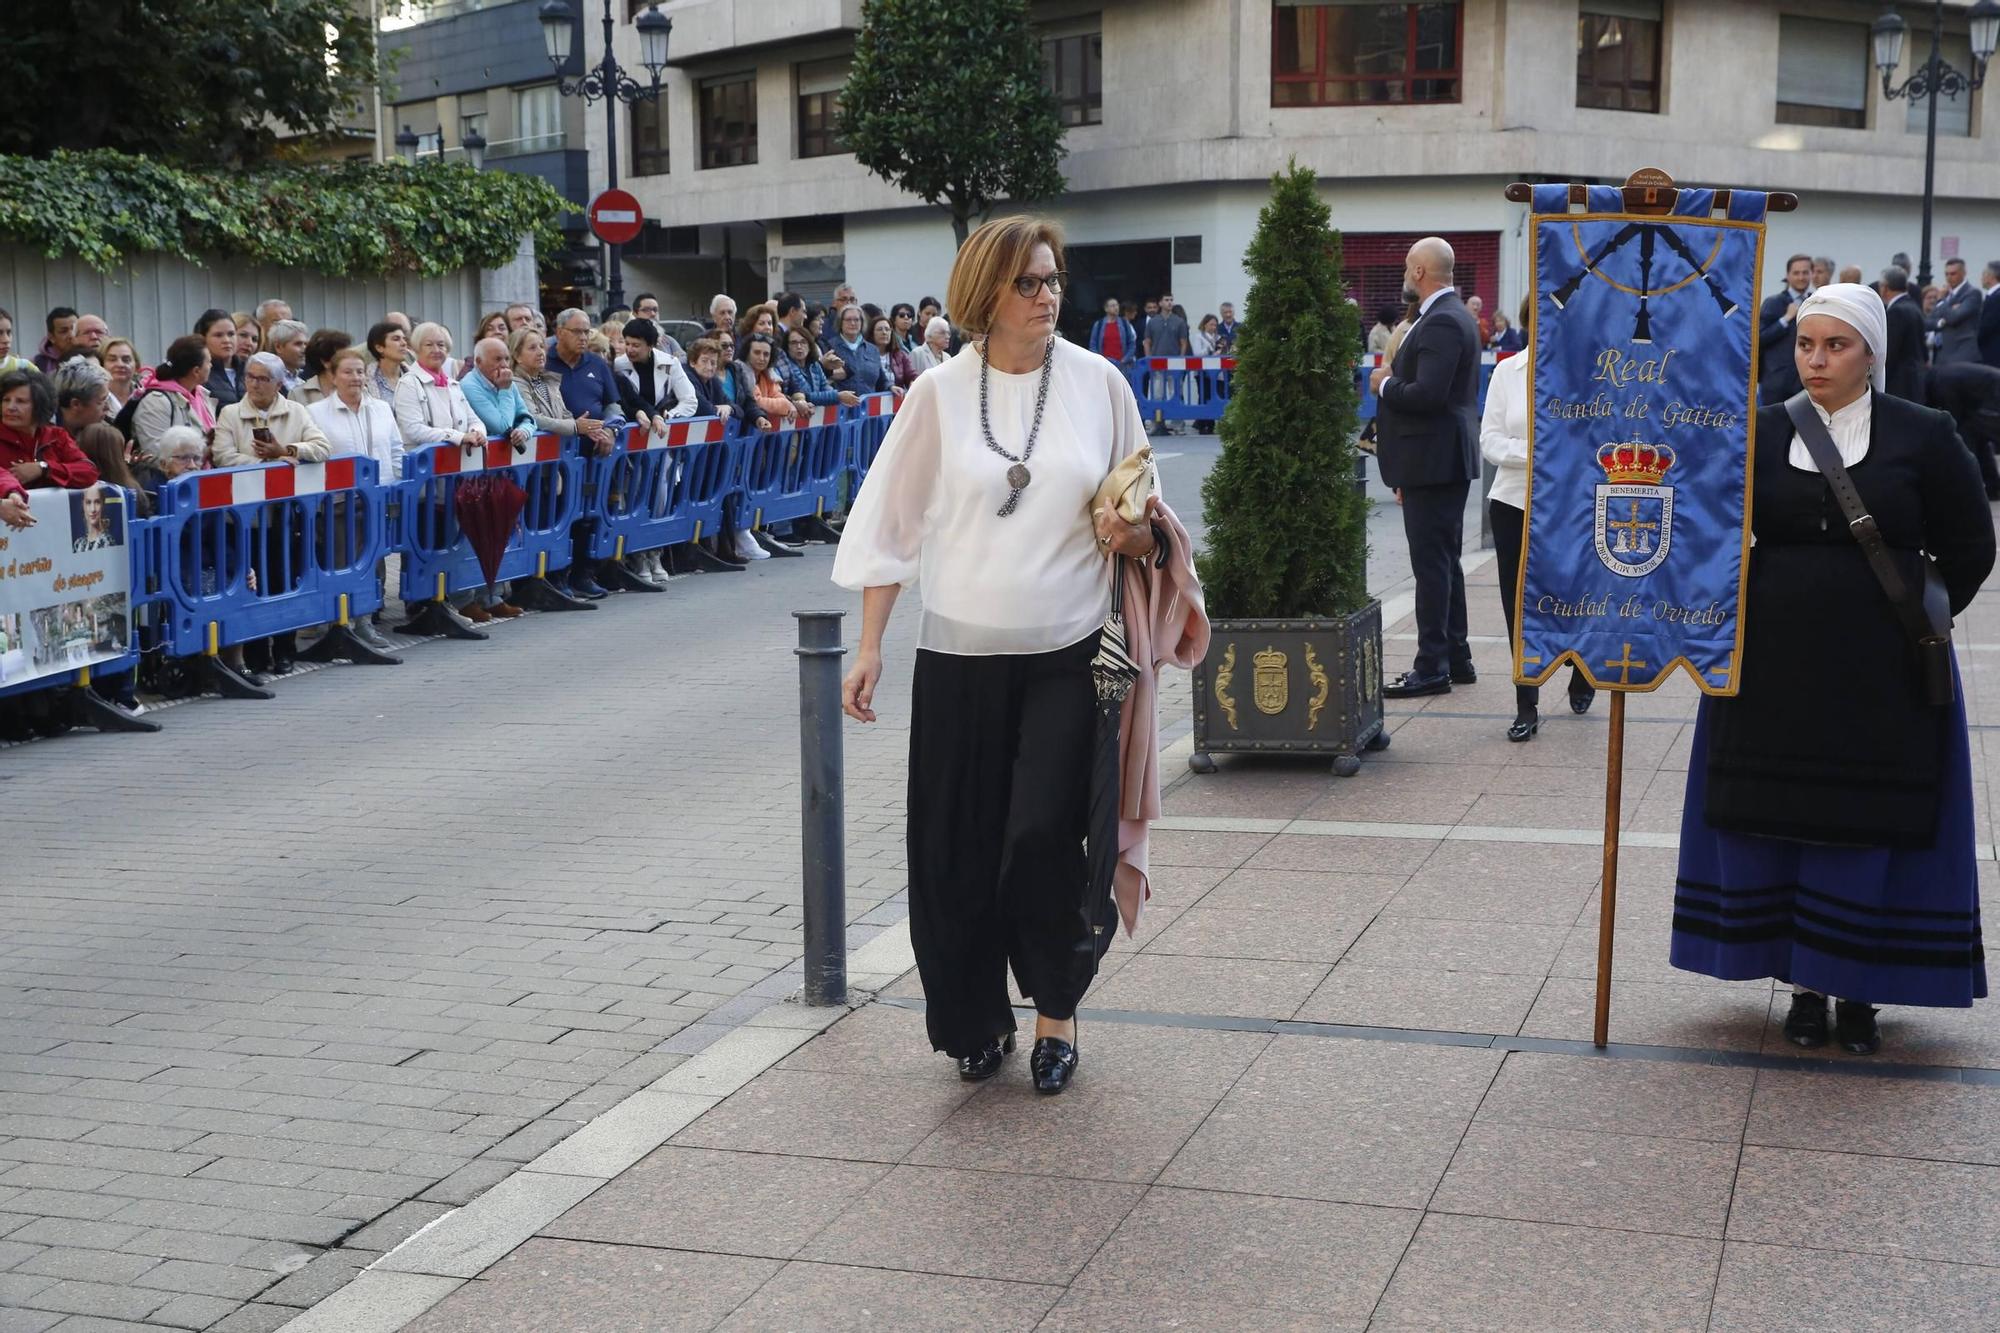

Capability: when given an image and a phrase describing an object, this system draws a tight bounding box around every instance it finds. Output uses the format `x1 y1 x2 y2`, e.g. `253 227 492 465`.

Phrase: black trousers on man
906 634 1100 1059
1400 480 1472 681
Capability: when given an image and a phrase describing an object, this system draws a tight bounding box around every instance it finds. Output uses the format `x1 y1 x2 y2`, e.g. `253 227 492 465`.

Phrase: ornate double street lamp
1872 0 1999 288
538 0 672 312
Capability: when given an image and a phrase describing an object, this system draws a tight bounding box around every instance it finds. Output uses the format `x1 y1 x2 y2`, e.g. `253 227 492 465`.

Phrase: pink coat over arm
1112 499 1209 934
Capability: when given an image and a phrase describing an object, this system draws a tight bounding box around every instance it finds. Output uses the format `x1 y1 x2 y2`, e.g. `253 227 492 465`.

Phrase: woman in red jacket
0 369 99 523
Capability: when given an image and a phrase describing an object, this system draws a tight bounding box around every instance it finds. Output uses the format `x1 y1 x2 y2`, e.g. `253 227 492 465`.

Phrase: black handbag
1784 393 1954 706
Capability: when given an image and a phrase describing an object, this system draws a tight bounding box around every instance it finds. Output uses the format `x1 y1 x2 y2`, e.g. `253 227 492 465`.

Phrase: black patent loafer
1569 682 1597 715
1834 1001 1881 1056
956 1033 1015 1082
1782 991 1829 1048
1030 1036 1079 1095
1450 666 1478 685
1507 711 1540 743
1382 672 1451 699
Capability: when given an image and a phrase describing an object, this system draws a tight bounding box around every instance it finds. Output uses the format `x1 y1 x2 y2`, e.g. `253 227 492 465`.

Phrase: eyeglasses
1012 272 1067 298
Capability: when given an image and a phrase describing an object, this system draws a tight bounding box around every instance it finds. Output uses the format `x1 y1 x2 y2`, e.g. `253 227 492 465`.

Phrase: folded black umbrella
1085 557 1141 966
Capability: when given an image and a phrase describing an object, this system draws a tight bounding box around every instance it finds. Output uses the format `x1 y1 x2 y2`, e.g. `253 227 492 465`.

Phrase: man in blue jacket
1089 297 1137 368
551 308 627 598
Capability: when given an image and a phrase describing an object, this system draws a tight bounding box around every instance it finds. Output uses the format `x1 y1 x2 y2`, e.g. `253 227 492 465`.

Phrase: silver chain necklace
976 336 1054 517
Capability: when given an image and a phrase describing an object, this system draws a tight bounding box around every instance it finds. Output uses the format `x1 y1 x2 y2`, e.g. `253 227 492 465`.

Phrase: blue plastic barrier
739 406 844 534
1127 357 1234 424
153 458 389 656
397 435 581 605
847 393 897 493
586 417 731 562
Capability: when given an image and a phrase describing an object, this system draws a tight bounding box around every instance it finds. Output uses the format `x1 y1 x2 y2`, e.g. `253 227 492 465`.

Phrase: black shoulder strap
1782 392 1938 647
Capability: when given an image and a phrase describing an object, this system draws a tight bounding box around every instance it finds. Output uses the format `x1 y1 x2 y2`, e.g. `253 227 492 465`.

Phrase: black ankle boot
1834 1000 1880 1055
956 1033 1014 1081
1783 991 1829 1048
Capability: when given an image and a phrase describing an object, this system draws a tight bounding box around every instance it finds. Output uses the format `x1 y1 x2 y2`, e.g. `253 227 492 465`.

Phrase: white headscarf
1794 283 1886 394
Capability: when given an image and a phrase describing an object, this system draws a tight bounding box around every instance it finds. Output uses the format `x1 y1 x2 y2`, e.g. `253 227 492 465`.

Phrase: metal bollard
794 610 848 1006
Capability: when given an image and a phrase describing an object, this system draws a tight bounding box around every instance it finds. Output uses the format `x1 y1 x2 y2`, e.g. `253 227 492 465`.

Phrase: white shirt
393 367 482 447
1417 288 1451 318
832 337 1147 655
1478 352 1531 510
311 393 404 481
1790 390 1870 473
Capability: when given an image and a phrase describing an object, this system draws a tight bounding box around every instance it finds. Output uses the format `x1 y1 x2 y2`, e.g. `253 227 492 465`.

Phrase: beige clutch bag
1095 444 1157 527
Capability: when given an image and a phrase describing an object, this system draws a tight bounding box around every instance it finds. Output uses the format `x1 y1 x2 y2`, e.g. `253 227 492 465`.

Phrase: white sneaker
643 550 671 584
734 529 771 561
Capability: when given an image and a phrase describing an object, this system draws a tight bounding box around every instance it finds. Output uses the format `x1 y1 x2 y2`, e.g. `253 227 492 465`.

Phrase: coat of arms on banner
1592 441 1676 577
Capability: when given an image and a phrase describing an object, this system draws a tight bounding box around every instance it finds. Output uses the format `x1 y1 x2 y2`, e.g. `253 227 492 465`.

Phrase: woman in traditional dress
833 216 1204 1094
1670 284 1994 1054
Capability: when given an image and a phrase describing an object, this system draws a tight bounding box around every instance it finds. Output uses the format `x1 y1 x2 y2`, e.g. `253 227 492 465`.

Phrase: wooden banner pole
1593 691 1628 1048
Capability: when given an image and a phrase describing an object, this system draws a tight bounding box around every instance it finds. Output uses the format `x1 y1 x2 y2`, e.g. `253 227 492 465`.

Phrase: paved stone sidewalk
385 545 2000 1330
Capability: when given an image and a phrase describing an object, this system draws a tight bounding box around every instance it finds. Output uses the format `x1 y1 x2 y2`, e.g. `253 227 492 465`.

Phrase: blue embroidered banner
1516 195 1767 696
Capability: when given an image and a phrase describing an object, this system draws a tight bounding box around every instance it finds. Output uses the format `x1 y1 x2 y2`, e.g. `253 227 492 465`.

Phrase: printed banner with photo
0 484 134 688
1516 184 1768 697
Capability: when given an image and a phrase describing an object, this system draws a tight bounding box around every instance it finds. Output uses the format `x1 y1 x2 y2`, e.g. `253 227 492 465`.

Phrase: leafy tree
839 0 1068 247
1199 163 1369 619
0 0 380 165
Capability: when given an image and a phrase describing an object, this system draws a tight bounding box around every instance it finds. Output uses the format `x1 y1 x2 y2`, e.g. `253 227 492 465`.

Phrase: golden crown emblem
1596 440 1676 485
1252 647 1286 670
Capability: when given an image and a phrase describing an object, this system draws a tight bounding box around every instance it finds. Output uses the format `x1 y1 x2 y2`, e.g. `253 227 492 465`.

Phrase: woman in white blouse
1479 297 1594 742
834 218 1159 1096
393 323 486 452
308 347 401 651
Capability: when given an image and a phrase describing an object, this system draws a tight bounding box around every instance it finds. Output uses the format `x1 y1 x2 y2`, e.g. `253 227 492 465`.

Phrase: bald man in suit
1370 237 1482 697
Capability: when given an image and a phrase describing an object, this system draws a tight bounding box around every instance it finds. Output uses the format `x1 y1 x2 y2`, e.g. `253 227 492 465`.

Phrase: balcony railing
485 132 569 158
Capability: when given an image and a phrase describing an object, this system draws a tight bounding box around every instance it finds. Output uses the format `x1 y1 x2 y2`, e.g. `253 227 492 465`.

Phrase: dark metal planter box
1189 602 1387 777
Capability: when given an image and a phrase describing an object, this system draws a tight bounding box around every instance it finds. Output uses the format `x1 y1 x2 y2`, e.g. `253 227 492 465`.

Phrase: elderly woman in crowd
308 346 402 647
130 336 216 459
291 329 353 407
101 338 139 415
0 369 100 508
197 309 244 411
264 319 309 393
614 318 699 429
1671 284 1996 1055
366 320 410 405
782 326 857 409
212 352 332 467
909 316 955 376
133 424 208 502
868 314 917 391
739 303 778 340
825 304 894 394
53 358 113 438
393 323 486 453
508 327 589 439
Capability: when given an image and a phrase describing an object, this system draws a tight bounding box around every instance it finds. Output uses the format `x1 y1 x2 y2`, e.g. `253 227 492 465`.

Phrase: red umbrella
453 471 527 592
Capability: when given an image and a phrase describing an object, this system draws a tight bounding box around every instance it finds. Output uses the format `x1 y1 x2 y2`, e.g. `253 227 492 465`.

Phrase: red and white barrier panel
195 458 361 509
1144 357 1236 371
623 417 728 451
862 393 898 417
429 434 564 476
778 404 842 431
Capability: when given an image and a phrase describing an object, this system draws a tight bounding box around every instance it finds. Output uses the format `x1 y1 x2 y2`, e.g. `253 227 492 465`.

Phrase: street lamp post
1872 0 1999 290
537 0 672 313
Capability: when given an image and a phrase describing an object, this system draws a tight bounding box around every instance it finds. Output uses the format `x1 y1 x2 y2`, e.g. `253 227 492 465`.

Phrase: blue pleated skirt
1670 669 1987 1008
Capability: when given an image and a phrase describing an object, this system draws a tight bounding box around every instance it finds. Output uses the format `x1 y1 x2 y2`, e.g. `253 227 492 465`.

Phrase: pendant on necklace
1006 463 1031 490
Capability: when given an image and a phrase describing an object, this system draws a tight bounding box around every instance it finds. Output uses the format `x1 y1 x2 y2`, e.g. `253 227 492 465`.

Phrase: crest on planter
1253 646 1288 715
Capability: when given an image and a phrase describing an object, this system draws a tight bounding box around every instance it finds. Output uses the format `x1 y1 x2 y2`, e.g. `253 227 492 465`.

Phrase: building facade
586 0 1995 326
378 0 596 310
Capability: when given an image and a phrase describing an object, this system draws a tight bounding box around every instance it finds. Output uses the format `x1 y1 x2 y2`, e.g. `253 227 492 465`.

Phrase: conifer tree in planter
1190 163 1386 777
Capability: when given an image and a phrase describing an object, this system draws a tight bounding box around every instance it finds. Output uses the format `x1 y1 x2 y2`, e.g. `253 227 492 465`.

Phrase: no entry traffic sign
589 189 645 246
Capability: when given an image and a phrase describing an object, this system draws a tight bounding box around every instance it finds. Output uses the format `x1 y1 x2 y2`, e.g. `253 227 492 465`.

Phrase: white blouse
1479 352 1530 511
1790 391 1870 472
310 393 405 481
832 337 1149 655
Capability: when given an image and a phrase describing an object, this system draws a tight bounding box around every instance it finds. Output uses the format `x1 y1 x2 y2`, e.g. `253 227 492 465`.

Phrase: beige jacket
211 396 333 468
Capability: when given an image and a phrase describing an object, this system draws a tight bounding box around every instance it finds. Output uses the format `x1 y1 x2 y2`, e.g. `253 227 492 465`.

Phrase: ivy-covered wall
0 151 574 276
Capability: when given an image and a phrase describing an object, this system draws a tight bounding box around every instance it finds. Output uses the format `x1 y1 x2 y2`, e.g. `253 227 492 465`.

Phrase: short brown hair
688 337 724 363
945 216 1066 337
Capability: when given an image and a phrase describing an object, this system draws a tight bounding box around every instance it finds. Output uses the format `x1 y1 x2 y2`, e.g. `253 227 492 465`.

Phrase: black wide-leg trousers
907 634 1099 1059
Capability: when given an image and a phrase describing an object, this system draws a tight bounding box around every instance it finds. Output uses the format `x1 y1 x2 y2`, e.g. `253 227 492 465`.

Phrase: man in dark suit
1978 261 2000 368
1926 360 2000 499
1371 237 1481 697
1757 254 1814 405
1932 258 1982 365
1881 266 1927 402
